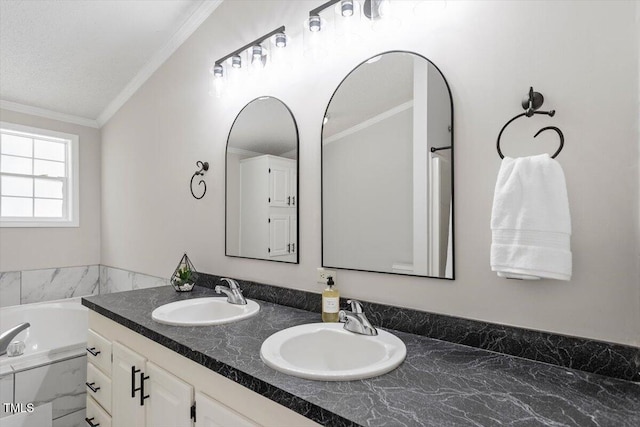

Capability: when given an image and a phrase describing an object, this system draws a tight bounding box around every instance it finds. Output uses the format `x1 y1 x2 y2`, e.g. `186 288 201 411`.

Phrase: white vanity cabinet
87 311 317 427
111 342 146 426
240 155 297 261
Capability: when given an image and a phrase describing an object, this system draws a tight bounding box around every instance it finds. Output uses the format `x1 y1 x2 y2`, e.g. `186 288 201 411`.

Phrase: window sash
0 123 78 227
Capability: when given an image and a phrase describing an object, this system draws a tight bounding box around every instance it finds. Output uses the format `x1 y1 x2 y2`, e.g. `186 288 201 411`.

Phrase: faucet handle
220 277 240 290
347 299 363 313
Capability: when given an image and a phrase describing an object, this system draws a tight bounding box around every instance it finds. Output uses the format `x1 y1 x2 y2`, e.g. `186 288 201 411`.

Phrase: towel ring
496 87 565 159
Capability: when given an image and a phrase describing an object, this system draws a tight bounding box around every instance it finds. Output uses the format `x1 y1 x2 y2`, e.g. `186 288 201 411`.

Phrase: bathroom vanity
82 285 640 427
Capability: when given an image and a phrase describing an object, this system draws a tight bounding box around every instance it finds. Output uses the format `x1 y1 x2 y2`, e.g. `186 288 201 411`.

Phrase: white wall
0 109 101 271
100 1 640 346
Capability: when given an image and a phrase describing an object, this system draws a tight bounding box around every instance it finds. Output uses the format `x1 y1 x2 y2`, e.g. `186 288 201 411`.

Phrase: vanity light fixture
307 0 339 32
212 26 286 92
307 0 393 26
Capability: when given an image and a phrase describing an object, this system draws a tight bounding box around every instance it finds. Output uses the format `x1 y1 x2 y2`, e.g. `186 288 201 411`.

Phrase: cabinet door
289 168 297 207
269 165 290 207
269 215 290 257
112 342 146 427
145 362 194 427
195 391 258 427
289 215 297 255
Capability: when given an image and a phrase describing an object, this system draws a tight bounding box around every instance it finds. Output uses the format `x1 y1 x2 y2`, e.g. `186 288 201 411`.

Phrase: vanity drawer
86 362 112 413
86 395 112 427
87 329 112 376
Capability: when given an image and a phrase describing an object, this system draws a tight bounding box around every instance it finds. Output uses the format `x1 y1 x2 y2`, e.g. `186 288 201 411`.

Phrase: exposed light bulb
309 15 322 32
341 0 354 17
252 45 263 61
231 55 242 69
274 33 287 48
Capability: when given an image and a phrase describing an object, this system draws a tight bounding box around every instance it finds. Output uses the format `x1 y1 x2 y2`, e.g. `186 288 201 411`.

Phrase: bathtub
0 298 88 369
0 298 89 425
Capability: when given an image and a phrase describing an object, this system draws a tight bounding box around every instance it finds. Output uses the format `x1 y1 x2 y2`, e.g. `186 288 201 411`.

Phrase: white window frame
0 122 79 228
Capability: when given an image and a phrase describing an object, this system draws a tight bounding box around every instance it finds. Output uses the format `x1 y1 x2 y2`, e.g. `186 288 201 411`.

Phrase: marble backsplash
0 265 168 307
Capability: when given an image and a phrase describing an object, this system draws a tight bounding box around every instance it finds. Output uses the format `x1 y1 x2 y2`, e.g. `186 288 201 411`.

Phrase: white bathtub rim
1 295 86 310
0 297 88 375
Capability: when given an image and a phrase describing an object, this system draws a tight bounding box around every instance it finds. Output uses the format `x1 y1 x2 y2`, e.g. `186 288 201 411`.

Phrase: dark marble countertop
83 286 640 427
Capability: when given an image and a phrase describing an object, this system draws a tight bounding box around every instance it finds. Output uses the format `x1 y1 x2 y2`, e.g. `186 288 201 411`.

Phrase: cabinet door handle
292 243 295 253
85 382 101 393
292 196 295 206
131 366 141 398
86 347 101 357
140 372 150 406
287 243 291 253
287 196 291 205
85 417 100 427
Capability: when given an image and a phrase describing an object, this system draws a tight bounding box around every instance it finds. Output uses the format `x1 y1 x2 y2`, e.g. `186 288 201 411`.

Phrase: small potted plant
170 253 199 292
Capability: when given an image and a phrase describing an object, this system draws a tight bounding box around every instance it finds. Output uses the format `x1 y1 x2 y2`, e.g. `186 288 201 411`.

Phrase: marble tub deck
83 286 640 427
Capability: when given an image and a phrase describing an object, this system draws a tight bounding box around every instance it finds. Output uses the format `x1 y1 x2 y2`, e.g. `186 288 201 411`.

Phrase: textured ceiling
0 0 206 121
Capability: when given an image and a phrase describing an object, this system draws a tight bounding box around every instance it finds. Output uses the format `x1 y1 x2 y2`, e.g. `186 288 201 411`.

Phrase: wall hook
190 161 209 200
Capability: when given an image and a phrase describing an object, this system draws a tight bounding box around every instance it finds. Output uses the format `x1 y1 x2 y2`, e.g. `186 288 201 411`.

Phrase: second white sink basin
152 297 260 326
260 323 406 381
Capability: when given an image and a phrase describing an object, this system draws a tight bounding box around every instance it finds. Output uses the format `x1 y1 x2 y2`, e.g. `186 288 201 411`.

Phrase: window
0 122 79 227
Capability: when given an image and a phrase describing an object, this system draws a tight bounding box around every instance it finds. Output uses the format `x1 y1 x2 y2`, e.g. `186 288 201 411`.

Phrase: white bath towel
490 154 572 280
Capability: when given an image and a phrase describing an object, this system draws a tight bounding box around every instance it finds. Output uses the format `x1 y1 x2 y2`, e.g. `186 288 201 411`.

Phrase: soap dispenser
322 276 340 322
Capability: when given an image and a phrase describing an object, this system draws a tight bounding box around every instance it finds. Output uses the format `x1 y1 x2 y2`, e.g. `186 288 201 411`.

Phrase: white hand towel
490 154 572 280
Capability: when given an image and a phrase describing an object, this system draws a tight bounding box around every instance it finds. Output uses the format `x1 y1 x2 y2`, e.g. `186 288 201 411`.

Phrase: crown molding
96 0 224 127
323 100 413 145
0 100 100 129
227 147 266 157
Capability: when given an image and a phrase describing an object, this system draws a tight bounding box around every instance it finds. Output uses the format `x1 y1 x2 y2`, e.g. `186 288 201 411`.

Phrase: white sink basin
151 297 260 326
260 323 406 381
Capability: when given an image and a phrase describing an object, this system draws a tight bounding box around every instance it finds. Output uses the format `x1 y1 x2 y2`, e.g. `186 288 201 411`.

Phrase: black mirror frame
320 50 455 279
225 96 300 264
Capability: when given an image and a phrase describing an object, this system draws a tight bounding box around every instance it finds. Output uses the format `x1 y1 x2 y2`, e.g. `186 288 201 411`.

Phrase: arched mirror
322 51 454 278
226 97 299 263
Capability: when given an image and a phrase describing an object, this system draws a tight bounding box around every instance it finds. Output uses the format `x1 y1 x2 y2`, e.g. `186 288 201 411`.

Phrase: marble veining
83 286 640 427
21 266 99 304
13 355 87 420
53 408 86 427
0 271 21 308
198 273 640 383
99 265 168 294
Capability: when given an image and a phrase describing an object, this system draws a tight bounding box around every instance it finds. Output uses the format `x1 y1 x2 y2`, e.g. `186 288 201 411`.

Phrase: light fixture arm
309 0 340 17
215 26 286 66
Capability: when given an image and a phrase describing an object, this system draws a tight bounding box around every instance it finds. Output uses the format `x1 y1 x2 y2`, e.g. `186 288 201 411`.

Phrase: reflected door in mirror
226 97 299 263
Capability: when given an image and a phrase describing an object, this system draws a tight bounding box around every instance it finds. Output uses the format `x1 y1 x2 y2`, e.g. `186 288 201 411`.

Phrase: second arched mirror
226 97 299 263
322 51 454 278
